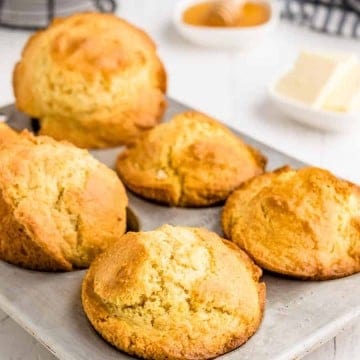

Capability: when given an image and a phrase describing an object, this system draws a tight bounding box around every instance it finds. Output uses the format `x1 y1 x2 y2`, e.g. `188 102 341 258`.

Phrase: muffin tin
0 98 359 360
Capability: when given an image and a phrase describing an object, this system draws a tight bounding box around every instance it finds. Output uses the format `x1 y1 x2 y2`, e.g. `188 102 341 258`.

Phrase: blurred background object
282 0 360 37
174 0 278 50
0 0 117 30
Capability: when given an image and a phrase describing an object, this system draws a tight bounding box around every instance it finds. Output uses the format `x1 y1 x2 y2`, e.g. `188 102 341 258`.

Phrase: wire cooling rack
282 0 360 37
0 0 116 30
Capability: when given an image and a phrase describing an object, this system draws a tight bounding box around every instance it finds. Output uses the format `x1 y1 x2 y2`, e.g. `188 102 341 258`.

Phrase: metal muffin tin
0 99 359 360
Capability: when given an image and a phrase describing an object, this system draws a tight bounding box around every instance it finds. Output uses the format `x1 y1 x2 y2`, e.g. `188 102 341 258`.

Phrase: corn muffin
82 224 265 359
0 125 128 271
116 111 266 207
222 166 360 280
13 12 167 148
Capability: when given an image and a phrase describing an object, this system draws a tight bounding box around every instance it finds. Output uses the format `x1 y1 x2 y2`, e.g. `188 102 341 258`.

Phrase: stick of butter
323 64 360 112
275 51 358 109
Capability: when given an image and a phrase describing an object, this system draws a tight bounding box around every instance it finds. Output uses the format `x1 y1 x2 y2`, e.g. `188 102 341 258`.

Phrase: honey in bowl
182 1 271 28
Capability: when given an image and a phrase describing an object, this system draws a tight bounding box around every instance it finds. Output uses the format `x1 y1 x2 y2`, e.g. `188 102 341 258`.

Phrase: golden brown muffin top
13 12 166 129
0 123 18 146
222 166 360 279
0 128 127 270
49 13 157 76
117 111 266 207
82 224 265 359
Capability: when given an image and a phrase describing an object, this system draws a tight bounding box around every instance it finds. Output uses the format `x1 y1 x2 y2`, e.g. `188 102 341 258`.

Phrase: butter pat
275 51 358 109
323 64 360 112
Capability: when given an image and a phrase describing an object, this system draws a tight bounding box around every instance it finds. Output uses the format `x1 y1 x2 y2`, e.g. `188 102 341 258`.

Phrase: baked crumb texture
222 166 360 280
0 123 19 145
0 125 128 270
82 224 265 360
116 111 266 207
13 12 167 148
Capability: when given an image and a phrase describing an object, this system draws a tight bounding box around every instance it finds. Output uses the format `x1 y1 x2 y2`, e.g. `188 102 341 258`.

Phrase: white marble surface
0 0 359 359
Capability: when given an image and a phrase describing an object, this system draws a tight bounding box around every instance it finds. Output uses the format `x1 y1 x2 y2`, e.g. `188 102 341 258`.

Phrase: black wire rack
0 0 117 30
282 0 360 37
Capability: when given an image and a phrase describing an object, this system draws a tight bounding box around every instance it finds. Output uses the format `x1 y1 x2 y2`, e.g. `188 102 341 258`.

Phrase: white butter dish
268 81 360 133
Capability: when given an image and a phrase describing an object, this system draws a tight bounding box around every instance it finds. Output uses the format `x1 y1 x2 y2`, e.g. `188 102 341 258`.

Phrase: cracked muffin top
82 224 265 360
116 111 266 207
13 12 167 148
222 166 360 280
0 126 128 271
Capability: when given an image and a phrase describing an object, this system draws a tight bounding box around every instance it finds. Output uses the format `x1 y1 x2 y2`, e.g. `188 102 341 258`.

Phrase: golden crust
82 225 265 360
0 123 19 146
0 126 128 271
13 12 167 148
116 111 266 207
222 166 360 280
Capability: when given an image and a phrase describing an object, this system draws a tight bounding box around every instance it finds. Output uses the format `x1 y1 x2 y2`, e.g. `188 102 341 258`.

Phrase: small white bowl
173 0 279 50
268 81 360 132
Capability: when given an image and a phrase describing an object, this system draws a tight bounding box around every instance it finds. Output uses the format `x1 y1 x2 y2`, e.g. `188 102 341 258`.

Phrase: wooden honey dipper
205 0 245 27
